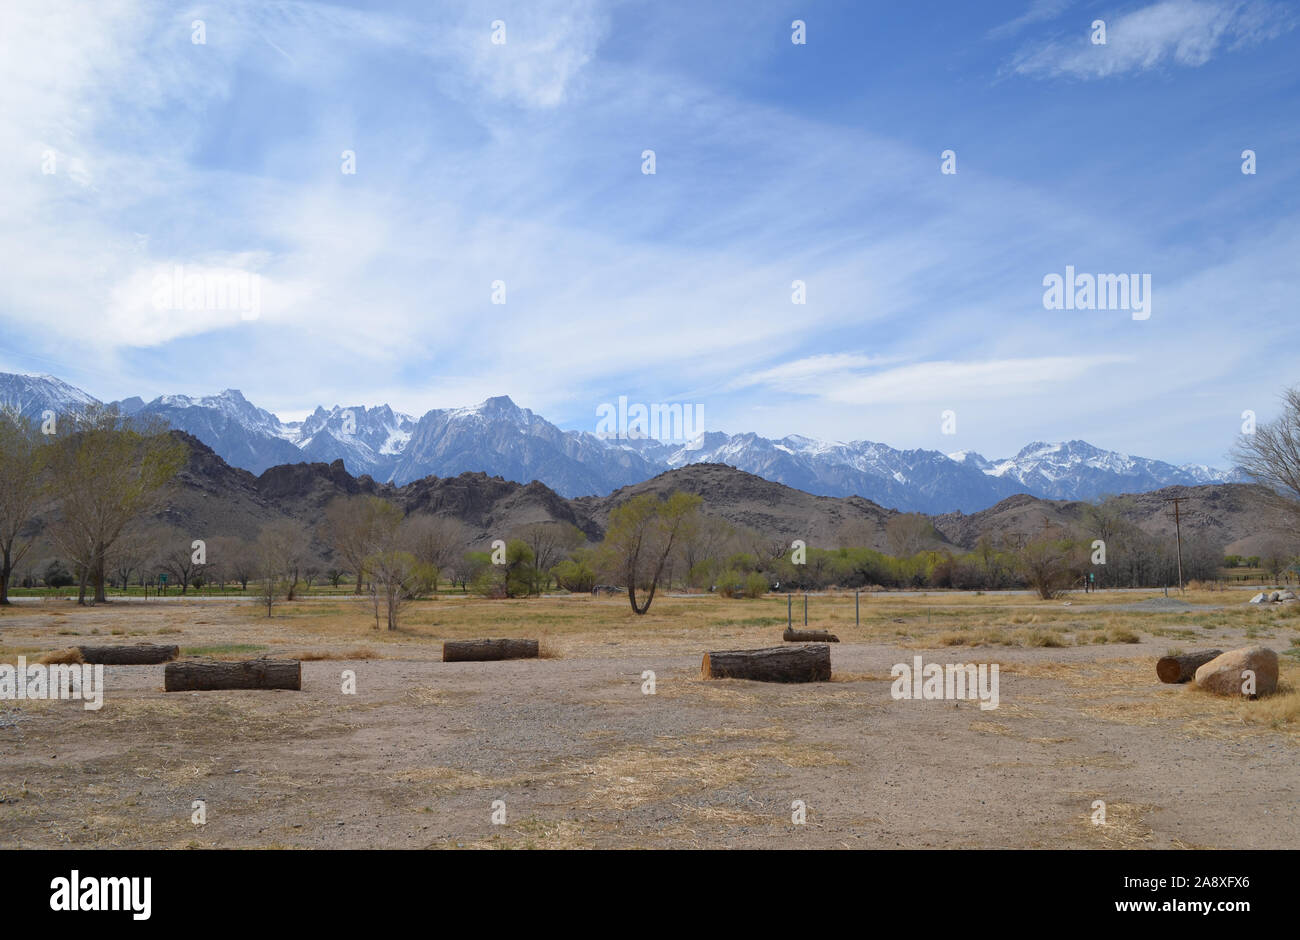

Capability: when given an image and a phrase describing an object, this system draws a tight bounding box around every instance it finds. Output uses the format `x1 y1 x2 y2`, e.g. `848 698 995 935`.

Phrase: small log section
165 659 301 691
1156 649 1224 684
783 628 839 643
702 644 831 683
77 644 179 665
443 638 540 662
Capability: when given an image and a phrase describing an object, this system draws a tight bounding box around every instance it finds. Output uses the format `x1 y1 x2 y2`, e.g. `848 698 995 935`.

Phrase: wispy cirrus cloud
733 354 1136 406
1007 0 1295 79
987 0 1077 41
0 0 1296 467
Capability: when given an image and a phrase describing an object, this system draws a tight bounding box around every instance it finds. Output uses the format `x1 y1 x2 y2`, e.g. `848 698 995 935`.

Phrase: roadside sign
159 573 168 584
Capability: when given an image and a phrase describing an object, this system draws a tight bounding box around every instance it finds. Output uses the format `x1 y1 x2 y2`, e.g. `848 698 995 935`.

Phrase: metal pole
803 593 807 626
787 593 791 629
855 590 859 627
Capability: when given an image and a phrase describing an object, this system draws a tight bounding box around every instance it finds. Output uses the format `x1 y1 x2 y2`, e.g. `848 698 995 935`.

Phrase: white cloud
988 0 1076 40
1009 0 1294 79
737 354 1135 406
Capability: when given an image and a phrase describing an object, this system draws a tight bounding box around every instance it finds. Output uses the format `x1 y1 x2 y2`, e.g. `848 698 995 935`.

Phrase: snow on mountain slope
0 372 1242 511
0 373 98 420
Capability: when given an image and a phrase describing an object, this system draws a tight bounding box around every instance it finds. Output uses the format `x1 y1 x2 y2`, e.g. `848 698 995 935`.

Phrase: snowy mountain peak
0 372 1244 511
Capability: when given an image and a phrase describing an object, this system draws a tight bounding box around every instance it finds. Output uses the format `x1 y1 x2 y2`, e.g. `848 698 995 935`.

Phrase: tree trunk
92 547 107 603
701 644 831 683
0 541 13 605
78 644 180 664
443 638 539 662
1156 649 1224 684
782 628 839 642
165 659 301 691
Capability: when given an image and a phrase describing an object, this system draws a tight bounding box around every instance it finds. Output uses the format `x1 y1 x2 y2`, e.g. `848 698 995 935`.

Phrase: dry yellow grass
1 589 1295 851
34 647 83 665
8 586 1295 655
294 646 380 661
1077 801 1158 847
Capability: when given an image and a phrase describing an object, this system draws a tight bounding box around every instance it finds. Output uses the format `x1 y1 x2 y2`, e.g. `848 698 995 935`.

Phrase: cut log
702 644 831 683
1156 649 1224 684
77 644 179 665
783 629 839 643
443 638 539 662
164 659 301 691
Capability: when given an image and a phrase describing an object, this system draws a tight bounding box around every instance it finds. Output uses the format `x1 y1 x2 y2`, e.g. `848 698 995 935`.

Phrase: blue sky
1 0 1297 467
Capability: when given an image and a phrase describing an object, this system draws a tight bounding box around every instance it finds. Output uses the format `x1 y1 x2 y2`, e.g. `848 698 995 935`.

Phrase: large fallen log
443 638 539 662
1156 649 1224 684
164 659 301 691
77 644 179 665
783 629 839 643
701 644 831 683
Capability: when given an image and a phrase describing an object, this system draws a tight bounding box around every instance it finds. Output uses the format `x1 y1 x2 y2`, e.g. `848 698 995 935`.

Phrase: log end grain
1156 649 1224 684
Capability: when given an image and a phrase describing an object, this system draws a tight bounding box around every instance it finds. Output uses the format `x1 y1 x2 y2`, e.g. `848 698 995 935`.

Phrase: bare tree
106 525 151 593
1233 384 1300 529
253 520 307 616
512 520 584 594
404 514 470 593
886 513 936 558
1017 535 1086 600
364 500 431 630
323 495 391 593
680 514 733 588
45 406 186 604
266 519 309 599
0 410 45 605
156 527 203 594
368 548 433 630
209 535 255 590
1259 538 1294 583
300 554 323 595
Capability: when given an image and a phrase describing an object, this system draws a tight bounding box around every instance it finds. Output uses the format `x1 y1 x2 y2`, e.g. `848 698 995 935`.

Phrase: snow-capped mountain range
0 372 1243 513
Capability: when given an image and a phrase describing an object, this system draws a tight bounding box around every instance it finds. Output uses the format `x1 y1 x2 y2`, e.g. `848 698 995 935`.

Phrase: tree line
7 382 1300 620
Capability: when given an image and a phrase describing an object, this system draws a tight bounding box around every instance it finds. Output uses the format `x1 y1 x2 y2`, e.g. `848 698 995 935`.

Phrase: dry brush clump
35 647 83 665
294 646 381 661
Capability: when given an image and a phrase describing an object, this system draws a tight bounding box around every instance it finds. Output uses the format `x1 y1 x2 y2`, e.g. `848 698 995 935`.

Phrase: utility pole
1162 496 1189 593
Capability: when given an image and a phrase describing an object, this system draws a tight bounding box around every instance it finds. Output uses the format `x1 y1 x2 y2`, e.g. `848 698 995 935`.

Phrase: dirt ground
0 591 1296 849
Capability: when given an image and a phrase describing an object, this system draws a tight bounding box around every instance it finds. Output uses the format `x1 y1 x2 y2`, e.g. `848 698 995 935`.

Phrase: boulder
1194 646 1279 698
1248 592 1267 604
1279 590 1297 601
